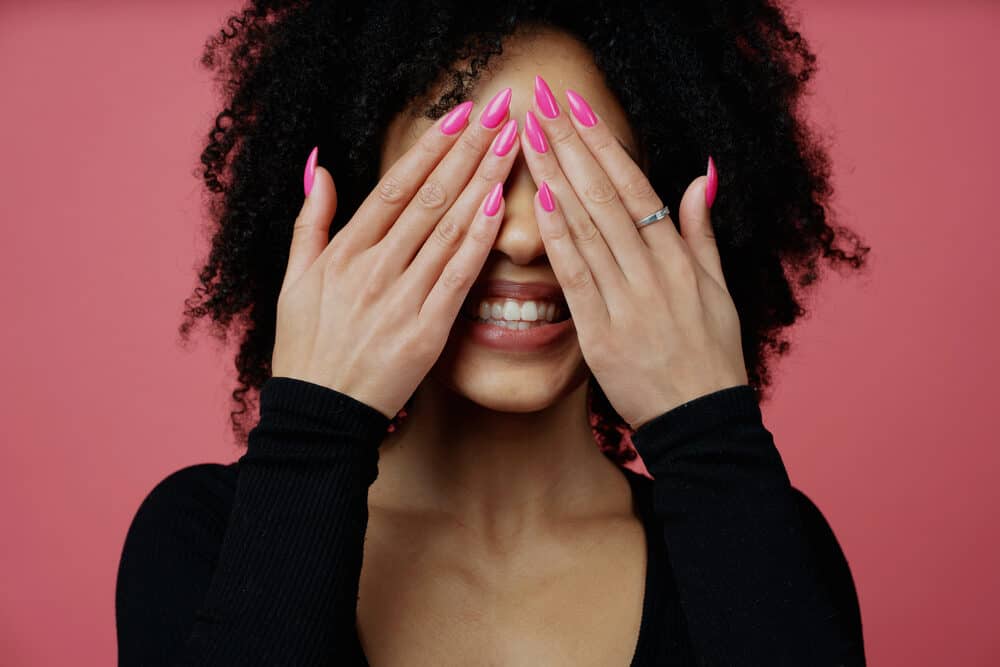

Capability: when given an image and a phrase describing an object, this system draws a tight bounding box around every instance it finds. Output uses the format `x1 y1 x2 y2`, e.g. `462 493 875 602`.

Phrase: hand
520 77 749 430
271 91 521 419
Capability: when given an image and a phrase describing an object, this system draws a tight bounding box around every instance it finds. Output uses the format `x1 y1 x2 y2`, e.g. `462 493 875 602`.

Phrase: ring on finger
634 204 671 229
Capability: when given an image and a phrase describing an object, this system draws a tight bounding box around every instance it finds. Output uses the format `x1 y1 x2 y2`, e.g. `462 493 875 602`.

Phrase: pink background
2 2 997 665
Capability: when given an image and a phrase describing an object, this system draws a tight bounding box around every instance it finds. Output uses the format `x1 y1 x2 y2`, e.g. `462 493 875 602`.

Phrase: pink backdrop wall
2 2 997 665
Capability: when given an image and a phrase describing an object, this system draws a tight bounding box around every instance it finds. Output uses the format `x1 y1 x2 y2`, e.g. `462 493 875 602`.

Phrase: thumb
283 147 338 289
677 159 726 290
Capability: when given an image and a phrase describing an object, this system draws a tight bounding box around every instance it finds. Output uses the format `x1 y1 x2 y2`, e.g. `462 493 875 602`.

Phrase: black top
115 377 866 666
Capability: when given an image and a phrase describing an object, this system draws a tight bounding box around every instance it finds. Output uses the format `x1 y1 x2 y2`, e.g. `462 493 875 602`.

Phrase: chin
428 333 590 413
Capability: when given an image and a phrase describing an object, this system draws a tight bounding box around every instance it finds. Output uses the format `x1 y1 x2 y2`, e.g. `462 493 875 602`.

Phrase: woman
116 1 870 665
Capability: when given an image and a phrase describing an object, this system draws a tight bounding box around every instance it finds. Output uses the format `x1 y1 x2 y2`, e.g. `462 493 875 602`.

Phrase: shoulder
121 463 239 561
116 463 240 656
788 486 865 640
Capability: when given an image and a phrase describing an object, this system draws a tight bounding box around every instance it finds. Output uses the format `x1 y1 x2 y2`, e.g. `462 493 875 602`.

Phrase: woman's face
378 26 640 414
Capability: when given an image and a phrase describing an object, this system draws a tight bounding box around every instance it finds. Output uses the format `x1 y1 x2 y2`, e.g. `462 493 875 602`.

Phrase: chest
357 509 649 667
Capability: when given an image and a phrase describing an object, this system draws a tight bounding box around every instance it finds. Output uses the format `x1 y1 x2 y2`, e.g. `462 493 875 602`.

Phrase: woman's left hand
520 78 749 430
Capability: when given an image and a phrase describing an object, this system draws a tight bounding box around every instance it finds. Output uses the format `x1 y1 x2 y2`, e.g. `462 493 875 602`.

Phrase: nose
491 149 547 266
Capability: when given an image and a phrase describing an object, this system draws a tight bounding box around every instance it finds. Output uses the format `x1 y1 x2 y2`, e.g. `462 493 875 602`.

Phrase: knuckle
548 124 576 148
322 255 341 282
668 254 699 286
417 134 442 156
440 267 471 291
564 267 592 292
416 179 448 209
360 270 385 302
432 216 463 248
540 217 569 241
568 217 601 245
459 131 484 156
467 219 496 245
536 163 562 183
583 178 618 205
325 243 349 269
623 172 657 201
590 133 617 155
377 174 407 204
476 159 503 184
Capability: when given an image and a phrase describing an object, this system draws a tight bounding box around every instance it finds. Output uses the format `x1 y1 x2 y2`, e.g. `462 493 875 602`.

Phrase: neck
370 376 633 545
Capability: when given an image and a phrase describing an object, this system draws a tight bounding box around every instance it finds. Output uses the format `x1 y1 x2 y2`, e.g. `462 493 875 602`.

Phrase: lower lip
453 314 575 351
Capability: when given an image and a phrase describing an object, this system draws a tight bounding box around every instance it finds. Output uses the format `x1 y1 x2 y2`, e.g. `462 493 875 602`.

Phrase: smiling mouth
459 296 571 327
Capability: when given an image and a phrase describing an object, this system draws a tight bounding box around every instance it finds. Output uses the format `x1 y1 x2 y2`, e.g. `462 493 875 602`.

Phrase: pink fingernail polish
565 89 597 127
534 75 560 119
538 181 556 212
706 156 718 208
493 118 518 156
483 182 504 216
524 110 548 153
480 87 512 129
440 101 474 135
303 146 318 197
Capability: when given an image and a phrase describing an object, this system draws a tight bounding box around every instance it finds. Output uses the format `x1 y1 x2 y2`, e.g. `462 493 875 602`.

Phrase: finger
377 88 513 276
678 170 727 290
562 88 686 262
401 118 520 302
532 76 650 285
521 108 627 304
533 181 610 330
284 150 337 290
326 100 475 260
419 183 505 332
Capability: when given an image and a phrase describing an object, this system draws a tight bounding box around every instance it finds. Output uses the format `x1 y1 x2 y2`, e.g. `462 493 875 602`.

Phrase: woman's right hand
270 92 520 419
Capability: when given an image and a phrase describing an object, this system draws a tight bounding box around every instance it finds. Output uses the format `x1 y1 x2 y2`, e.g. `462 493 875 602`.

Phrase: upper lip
467 279 565 303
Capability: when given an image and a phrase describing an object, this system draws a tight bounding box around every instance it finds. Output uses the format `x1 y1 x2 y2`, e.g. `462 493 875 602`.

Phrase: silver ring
634 205 670 229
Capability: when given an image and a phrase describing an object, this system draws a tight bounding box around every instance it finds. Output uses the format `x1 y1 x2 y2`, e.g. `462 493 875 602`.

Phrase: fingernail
524 110 548 153
706 156 718 208
493 118 518 156
483 182 504 216
538 181 556 212
440 101 474 135
565 89 597 127
303 146 318 198
534 75 560 119
480 87 512 129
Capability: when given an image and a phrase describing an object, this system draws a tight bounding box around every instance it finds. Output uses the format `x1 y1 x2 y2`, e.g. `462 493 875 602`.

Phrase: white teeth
502 300 520 321
520 301 537 321
468 297 564 323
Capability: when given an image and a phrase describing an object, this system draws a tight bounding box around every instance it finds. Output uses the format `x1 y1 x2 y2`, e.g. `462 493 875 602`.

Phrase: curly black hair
179 0 871 466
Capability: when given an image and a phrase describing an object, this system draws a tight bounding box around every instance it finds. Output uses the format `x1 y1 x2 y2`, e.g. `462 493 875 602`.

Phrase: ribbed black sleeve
116 378 865 666
629 384 867 666
116 376 389 666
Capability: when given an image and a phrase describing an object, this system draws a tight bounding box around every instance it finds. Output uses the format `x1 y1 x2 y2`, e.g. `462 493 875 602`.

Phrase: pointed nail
480 87 512 129
534 75 560 119
565 89 597 127
706 156 718 208
538 181 556 212
303 146 318 198
524 110 548 153
493 118 518 156
483 182 504 216
440 101 474 135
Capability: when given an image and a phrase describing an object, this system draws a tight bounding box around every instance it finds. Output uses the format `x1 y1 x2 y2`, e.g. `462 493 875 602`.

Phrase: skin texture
182 1 872 471
354 28 654 665
370 27 645 531
181 4 873 661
